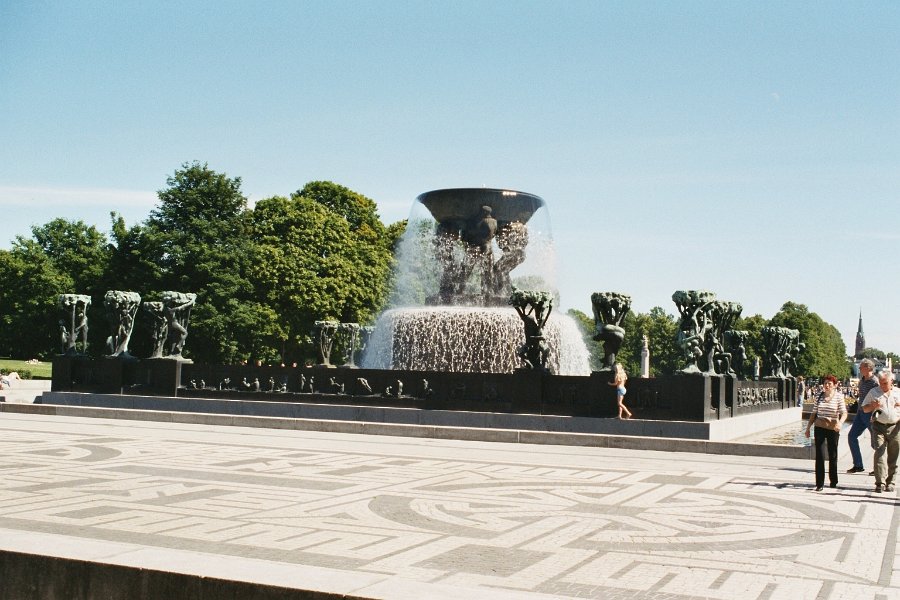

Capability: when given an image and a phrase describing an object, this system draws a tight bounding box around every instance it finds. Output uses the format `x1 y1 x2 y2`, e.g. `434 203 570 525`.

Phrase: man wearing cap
846 359 879 473
861 370 900 493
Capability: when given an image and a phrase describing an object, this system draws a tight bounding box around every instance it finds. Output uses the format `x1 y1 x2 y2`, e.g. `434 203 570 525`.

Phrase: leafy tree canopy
249 187 396 364
858 347 886 360
135 162 255 363
623 306 682 377
768 301 849 378
296 181 386 240
0 244 72 358
26 219 109 295
734 313 767 371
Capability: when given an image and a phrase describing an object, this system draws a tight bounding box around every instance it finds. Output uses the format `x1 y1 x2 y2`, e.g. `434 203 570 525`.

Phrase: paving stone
0 412 897 600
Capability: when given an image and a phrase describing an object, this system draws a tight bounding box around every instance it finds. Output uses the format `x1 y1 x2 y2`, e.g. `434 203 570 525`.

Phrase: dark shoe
874 486 883 493
814 486 823 491
870 471 875 476
886 484 896 492
846 466 865 473
830 483 838 489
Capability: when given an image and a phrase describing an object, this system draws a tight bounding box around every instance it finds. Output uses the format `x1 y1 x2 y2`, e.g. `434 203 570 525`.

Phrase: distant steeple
855 309 866 358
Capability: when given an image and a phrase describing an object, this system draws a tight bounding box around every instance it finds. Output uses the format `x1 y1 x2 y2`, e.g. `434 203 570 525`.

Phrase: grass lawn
0 359 52 379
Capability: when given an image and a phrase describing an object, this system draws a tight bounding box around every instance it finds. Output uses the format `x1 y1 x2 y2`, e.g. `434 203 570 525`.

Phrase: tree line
0 161 879 377
0 162 405 365
569 301 896 380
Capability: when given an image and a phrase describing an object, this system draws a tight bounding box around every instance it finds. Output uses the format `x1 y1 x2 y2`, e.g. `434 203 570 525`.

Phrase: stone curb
0 402 813 460
0 528 559 600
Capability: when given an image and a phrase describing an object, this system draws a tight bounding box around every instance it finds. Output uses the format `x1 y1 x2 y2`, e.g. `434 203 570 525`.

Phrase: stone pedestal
52 355 123 393
135 359 184 397
709 376 726 421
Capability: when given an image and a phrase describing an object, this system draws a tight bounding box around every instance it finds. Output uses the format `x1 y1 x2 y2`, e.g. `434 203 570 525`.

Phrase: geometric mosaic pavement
1 414 898 599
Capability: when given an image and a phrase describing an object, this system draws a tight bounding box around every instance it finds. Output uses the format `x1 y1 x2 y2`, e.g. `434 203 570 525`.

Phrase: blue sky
2 1 898 355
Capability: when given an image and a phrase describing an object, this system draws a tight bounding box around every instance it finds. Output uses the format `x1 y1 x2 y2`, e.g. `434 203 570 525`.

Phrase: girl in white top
609 363 632 419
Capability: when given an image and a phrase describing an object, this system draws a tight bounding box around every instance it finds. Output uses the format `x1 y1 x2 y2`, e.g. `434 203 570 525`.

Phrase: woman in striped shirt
805 374 848 491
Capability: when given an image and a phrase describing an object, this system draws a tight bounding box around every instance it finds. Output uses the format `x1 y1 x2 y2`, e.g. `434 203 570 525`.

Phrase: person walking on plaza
805 375 847 491
609 363 632 419
847 359 879 474
860 370 900 493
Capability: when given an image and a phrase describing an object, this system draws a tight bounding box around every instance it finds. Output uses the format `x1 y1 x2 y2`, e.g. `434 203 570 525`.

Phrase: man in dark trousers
847 359 879 474
861 370 900 492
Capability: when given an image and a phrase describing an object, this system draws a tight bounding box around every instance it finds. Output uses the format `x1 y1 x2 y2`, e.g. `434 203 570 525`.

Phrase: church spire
855 309 866 358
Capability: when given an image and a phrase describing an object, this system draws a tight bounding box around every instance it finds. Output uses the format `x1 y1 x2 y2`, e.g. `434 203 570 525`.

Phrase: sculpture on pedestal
708 301 742 375
724 329 749 378
314 320 339 367
358 325 375 364
640 335 650 378
672 290 716 375
489 221 528 298
761 326 801 378
672 291 744 376
338 323 361 368
462 205 498 299
785 331 804 377
142 301 168 358
104 291 141 358
58 294 91 355
418 189 544 306
509 289 553 371
590 292 632 371
162 291 196 359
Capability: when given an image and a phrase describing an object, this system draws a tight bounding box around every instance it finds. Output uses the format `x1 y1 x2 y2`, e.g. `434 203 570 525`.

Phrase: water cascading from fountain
362 188 591 375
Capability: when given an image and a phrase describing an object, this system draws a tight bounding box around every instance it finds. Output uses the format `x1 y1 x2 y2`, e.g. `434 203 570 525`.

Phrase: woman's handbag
814 416 841 432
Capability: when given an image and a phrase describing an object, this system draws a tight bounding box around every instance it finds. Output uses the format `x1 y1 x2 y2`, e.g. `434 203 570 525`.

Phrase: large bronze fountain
363 188 590 375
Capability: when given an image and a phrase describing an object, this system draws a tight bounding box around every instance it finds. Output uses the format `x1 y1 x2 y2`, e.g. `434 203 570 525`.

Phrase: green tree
858 347 886 360
622 307 682 376
0 243 72 358
768 302 849 378
104 212 166 293
297 181 386 234
29 219 109 295
141 161 257 363
385 220 408 252
734 313 767 374
21 219 114 353
248 184 396 364
294 182 396 322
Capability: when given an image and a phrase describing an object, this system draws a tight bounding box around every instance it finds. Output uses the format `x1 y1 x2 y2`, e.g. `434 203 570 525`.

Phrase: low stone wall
0 545 334 600
8 394 805 450
0 379 51 404
51 357 797 423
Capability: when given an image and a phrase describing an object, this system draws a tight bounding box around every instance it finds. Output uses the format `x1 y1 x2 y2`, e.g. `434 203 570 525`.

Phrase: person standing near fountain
846 358 878 474
609 363 632 419
804 375 847 491
860 370 900 493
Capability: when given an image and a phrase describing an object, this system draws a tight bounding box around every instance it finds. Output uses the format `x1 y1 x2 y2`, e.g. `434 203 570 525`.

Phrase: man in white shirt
861 370 900 493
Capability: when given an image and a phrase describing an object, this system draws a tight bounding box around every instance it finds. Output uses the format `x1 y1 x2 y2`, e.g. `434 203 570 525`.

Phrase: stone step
0 379 52 389
0 380 50 403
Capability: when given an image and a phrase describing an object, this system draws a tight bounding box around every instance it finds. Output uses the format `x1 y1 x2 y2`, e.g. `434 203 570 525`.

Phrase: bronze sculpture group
59 282 800 381
59 291 196 361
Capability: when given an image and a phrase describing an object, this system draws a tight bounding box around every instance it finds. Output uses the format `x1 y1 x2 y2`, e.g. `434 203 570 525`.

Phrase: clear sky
2 1 898 355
